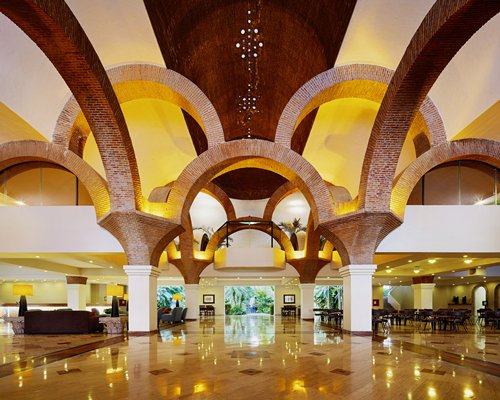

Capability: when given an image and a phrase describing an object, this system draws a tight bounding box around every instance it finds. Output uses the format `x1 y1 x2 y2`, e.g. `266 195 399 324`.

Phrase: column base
128 330 158 336
342 329 373 336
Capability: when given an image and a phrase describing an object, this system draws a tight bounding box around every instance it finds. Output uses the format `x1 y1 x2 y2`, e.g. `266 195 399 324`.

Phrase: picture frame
203 294 215 304
283 294 295 304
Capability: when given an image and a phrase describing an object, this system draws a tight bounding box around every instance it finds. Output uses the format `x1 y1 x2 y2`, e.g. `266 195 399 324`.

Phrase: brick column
66 276 87 310
123 265 160 334
340 265 377 334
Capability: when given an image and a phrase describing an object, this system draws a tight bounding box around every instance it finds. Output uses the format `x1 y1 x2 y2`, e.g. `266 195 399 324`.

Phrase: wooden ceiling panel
144 0 356 143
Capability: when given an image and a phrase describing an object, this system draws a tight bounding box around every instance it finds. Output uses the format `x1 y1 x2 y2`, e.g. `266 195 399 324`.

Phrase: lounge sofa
24 310 103 334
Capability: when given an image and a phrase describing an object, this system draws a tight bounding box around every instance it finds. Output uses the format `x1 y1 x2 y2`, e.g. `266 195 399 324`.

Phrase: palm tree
278 217 306 237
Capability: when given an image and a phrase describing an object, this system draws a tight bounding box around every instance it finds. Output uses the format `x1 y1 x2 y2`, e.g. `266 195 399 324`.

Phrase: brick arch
204 217 295 259
202 182 236 220
263 182 298 220
275 64 446 151
165 141 334 231
360 1 500 212
53 64 224 154
263 181 352 221
148 181 236 221
1 0 141 211
391 139 500 217
0 141 110 217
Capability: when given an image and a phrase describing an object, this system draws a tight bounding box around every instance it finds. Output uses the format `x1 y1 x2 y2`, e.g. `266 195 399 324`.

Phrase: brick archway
149 181 236 221
0 141 110 217
275 64 447 153
1 0 142 211
165 140 334 231
359 1 500 213
391 139 500 217
53 64 224 154
205 217 295 258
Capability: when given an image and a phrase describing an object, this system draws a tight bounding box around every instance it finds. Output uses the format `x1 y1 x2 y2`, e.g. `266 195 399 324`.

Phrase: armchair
160 307 183 325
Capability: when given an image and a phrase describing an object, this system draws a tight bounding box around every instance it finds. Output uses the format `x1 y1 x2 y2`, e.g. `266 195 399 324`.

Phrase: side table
99 316 127 334
4 316 25 334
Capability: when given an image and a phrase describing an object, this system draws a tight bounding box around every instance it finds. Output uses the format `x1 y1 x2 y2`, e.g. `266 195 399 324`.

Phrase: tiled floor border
0 335 126 379
372 334 500 378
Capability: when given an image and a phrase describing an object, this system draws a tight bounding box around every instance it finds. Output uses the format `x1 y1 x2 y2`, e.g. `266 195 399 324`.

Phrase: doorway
224 286 274 315
473 285 487 315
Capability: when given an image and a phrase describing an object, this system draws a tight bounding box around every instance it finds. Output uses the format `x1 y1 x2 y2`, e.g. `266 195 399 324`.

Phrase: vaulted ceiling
0 0 498 201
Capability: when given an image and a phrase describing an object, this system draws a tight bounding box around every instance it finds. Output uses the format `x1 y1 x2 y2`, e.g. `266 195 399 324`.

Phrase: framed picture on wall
283 294 295 304
203 294 215 304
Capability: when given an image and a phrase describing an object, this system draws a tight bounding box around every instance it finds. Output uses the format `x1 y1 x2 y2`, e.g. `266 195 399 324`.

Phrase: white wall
199 285 225 316
275 285 301 315
1 205 497 255
388 286 414 309
0 206 123 252
378 206 500 253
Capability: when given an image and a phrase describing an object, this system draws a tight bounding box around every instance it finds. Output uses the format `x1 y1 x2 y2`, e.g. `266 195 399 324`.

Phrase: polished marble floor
0 316 499 399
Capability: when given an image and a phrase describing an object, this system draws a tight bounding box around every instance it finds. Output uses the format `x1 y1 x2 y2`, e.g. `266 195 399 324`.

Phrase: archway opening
473 286 487 316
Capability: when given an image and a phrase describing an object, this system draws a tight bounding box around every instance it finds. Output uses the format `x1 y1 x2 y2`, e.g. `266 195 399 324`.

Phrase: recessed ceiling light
460 276 464 279
428 259 436 264
408 260 413 263
438 276 441 279
385 266 390 269
452 270 455 273
35 256 40 258
386 269 392 273
463 255 468 258
432 273 435 276
477 266 481 269
18 266 22 269
452 283 455 286
89 260 94 263
464 259 472 264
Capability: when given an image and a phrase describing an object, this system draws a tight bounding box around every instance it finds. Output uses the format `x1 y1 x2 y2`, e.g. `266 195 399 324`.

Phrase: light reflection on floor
0 316 498 399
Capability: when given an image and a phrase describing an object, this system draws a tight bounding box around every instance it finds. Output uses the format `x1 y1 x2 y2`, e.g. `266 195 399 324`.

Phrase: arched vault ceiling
144 0 356 142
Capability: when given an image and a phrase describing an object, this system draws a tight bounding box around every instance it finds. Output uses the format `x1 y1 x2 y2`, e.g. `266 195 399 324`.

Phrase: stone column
339 264 377 334
66 276 87 310
184 284 200 321
412 276 435 309
123 265 160 334
300 283 315 320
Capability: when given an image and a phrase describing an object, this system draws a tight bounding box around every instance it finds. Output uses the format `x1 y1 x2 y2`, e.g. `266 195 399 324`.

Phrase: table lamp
173 293 183 307
13 284 33 317
106 285 124 317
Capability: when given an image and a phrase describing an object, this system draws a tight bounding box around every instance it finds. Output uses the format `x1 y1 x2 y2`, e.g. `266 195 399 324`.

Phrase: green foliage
193 225 233 248
224 286 275 315
157 286 185 308
314 286 343 309
230 305 246 315
278 217 307 236
255 288 274 314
